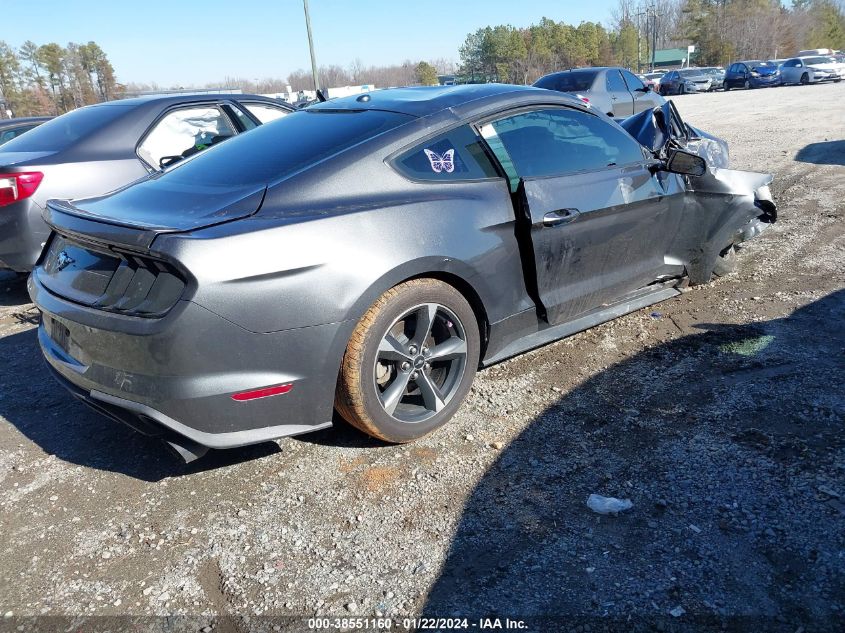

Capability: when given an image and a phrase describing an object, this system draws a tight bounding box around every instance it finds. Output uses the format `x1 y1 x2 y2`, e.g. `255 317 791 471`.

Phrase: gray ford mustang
28 84 776 461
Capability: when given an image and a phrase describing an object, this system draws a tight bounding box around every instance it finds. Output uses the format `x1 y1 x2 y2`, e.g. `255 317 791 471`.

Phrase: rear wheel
335 279 480 443
723 80 730 91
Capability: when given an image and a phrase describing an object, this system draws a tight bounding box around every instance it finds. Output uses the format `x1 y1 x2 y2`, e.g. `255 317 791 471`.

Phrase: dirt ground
0 82 843 632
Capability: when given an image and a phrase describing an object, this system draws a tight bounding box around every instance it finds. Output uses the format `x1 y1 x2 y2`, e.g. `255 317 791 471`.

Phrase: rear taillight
0 172 43 208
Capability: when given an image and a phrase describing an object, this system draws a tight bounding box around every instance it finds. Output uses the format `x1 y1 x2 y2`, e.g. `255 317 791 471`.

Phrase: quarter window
227 104 258 131
138 106 236 169
241 102 290 124
606 70 628 92
484 108 645 182
395 125 498 182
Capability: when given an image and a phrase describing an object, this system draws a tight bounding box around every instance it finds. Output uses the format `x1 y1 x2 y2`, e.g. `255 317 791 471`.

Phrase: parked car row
633 54 844 95
1 83 776 461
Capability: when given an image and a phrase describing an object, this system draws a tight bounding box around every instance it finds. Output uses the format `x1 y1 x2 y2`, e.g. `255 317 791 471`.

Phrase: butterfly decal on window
423 148 455 173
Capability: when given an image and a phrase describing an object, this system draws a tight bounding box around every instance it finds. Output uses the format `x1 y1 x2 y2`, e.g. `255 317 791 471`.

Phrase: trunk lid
44 179 267 251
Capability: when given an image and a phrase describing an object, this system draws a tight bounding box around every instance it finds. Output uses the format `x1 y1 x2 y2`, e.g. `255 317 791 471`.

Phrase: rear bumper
29 272 350 449
0 198 49 272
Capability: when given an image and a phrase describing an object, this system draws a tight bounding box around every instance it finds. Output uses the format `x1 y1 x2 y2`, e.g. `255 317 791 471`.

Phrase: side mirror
642 84 652 92
665 149 707 177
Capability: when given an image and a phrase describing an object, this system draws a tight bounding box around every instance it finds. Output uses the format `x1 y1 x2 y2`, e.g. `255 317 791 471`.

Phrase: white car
780 56 844 84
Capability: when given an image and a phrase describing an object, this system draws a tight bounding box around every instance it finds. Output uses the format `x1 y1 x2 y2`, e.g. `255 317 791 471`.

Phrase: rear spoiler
43 199 167 252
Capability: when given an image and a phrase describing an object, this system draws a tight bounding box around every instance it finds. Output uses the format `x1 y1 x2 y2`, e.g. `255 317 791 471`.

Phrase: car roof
0 116 52 127
307 84 581 118
89 93 290 109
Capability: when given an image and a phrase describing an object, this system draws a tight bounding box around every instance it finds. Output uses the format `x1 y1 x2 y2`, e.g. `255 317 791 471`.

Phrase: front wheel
335 279 480 443
679 84 686 95
744 79 752 89
800 73 809 85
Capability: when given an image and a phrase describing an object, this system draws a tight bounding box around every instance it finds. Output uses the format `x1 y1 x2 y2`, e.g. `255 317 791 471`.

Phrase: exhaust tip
164 438 209 463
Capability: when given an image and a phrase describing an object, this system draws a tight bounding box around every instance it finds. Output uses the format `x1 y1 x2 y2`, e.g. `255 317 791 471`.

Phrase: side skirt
481 281 681 367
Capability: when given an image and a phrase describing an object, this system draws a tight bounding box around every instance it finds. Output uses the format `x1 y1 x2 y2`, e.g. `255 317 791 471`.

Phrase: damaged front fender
622 102 776 284
669 168 777 284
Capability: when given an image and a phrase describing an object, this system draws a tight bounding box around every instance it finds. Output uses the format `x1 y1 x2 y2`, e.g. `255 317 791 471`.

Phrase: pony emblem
423 148 455 173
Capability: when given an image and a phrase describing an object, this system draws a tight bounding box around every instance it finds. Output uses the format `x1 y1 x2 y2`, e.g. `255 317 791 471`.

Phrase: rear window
534 71 598 93
0 105 130 152
160 109 413 187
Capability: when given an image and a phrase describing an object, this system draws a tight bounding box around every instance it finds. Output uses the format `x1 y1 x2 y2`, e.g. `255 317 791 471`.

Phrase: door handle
542 208 580 227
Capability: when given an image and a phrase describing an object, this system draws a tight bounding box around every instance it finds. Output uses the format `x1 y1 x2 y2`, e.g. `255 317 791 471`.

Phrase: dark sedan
0 94 293 272
0 116 52 146
723 61 781 89
29 85 776 461
658 69 713 95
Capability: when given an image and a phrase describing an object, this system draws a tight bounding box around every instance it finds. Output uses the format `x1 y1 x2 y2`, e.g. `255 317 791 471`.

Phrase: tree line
0 40 119 117
458 0 845 84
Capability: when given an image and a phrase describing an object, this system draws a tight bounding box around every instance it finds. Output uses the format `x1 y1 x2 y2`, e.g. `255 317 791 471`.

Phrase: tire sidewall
353 282 480 443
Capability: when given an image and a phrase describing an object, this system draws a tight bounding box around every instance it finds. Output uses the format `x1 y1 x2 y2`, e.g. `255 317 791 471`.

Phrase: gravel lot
1 82 843 632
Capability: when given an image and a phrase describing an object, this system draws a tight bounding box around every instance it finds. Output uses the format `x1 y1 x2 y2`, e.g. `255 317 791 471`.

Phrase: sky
2 0 619 86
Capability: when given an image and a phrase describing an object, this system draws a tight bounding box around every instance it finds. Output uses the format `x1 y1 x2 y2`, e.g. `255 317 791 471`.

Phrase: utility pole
303 0 320 92
636 10 647 73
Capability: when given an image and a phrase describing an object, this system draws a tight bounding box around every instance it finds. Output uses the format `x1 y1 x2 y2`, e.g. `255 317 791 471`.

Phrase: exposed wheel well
404 272 490 360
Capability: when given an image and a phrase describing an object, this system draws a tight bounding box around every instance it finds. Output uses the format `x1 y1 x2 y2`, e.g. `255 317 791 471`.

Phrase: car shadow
0 327 281 482
795 140 845 166
0 271 31 307
422 290 844 627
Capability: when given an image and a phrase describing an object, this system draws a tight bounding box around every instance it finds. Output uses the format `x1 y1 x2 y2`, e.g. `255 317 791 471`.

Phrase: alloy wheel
373 303 468 423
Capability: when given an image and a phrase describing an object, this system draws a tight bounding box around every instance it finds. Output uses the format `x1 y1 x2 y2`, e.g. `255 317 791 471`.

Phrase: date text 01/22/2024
307 617 529 630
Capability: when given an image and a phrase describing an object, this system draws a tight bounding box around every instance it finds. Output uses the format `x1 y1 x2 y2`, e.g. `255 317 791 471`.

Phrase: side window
740 64 748 73
241 102 289 124
728 64 737 73
621 70 645 91
606 70 628 92
138 106 236 169
483 108 645 184
394 124 498 182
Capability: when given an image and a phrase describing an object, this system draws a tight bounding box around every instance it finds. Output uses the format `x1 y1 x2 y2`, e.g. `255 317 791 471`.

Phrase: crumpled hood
620 102 730 168
752 65 778 76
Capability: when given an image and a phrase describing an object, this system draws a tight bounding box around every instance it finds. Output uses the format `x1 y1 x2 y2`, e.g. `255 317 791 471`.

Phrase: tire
679 83 685 95
723 81 730 91
800 73 809 85
713 245 738 278
659 85 666 96
744 79 752 89
335 278 480 443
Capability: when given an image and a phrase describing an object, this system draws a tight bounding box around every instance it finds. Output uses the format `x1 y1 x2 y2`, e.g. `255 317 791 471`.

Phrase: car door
738 63 750 86
726 65 738 87
479 107 680 324
621 69 657 113
663 71 678 94
605 69 634 117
